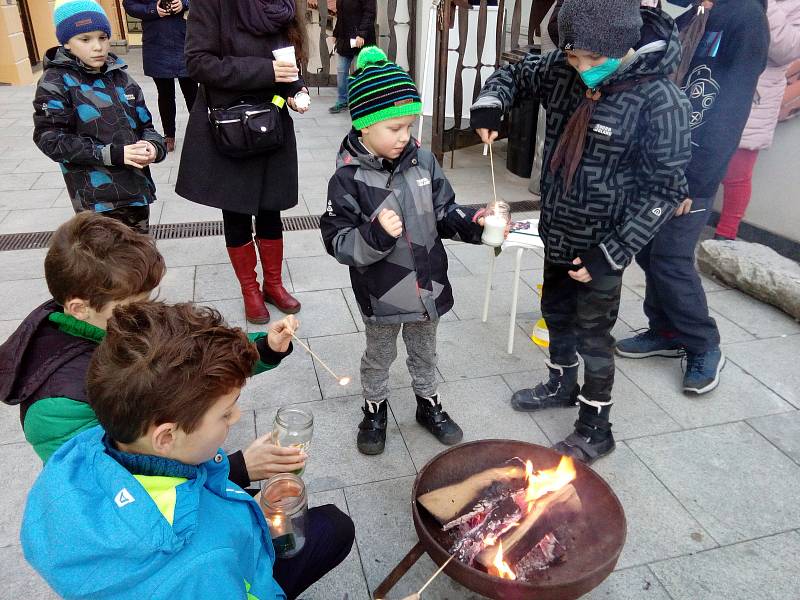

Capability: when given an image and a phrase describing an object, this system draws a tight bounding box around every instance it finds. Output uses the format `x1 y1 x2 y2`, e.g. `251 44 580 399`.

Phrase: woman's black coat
176 0 305 214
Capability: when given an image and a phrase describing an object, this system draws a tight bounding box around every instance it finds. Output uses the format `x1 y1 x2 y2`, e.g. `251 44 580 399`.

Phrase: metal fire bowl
411 440 627 600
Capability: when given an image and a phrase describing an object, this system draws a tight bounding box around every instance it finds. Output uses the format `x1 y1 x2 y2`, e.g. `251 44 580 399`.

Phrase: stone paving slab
254 397 416 493
0 278 50 321
591 444 716 570
0 443 41 548
628 422 800 545
705 288 800 339
287 255 353 292
747 409 800 465
0 545 58 598
585 566 671 600
725 334 800 408
390 376 550 470
615 353 793 429
156 236 229 268
238 343 322 411
649 531 800 600
0 206 75 234
0 248 47 282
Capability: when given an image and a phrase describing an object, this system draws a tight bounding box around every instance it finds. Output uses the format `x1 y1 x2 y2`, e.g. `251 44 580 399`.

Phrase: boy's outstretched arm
33 79 111 166
582 84 692 277
426 153 483 244
320 174 398 267
470 50 547 134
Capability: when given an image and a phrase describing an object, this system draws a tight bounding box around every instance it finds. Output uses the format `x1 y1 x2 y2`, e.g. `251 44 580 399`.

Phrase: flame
524 456 576 512
272 515 282 527
491 541 516 580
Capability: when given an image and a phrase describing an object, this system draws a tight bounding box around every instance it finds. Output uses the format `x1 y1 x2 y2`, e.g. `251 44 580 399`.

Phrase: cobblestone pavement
1 50 799 599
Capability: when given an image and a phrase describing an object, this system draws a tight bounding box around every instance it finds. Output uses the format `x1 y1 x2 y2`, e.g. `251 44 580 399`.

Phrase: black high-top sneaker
357 400 387 455
510 360 580 412
553 396 615 465
415 394 463 446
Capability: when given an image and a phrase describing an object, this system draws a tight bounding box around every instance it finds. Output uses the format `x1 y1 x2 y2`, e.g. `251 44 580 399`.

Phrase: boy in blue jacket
21 301 354 599
32 0 167 233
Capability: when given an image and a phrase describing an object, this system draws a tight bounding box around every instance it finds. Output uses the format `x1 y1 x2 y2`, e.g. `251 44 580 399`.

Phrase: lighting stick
417 553 456 596
290 333 351 386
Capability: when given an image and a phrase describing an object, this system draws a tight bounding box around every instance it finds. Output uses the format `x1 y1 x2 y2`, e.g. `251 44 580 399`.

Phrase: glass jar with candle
272 407 313 476
481 200 511 247
260 473 308 558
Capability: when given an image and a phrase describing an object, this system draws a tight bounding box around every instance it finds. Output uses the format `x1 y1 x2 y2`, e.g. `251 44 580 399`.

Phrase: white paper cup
350 38 358 48
272 46 299 81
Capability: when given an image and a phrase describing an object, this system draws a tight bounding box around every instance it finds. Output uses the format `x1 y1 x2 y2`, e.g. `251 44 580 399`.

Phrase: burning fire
524 456 576 512
491 540 516 580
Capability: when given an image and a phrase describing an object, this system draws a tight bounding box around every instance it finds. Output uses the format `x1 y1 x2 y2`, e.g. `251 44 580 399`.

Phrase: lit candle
269 513 296 555
482 214 507 247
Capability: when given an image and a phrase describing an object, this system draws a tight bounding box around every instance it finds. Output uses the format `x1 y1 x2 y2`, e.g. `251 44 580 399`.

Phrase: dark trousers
542 260 623 403
152 77 198 138
72 198 150 235
273 504 355 599
222 210 283 247
636 196 720 354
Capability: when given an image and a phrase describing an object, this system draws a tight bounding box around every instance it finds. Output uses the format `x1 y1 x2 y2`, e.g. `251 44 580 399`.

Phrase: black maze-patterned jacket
471 8 691 273
33 47 166 212
321 131 483 324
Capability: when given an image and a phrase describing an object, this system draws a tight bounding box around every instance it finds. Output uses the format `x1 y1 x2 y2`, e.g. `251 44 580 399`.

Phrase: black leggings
152 77 198 137
222 209 283 247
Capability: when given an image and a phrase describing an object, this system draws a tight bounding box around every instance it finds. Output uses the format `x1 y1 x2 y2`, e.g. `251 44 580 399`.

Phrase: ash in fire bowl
417 456 582 583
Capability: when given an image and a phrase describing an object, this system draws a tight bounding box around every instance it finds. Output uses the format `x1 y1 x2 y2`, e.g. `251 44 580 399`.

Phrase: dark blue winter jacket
123 0 190 78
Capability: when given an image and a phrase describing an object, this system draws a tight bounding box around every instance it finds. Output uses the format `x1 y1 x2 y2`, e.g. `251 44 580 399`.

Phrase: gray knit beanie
558 0 643 58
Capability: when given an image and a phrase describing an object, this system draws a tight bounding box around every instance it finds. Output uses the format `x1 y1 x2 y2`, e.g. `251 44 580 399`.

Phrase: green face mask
579 57 622 89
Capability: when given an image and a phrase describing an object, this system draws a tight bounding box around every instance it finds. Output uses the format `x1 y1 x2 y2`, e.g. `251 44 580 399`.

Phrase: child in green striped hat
321 47 499 455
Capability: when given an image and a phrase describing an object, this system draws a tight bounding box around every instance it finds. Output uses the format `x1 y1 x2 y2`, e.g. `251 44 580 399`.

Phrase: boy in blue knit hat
32 0 166 233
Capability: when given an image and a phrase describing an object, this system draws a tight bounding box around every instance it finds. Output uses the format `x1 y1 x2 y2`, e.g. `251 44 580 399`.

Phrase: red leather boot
227 242 270 324
256 238 301 314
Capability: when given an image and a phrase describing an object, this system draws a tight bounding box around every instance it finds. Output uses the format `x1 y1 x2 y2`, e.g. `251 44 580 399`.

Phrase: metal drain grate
0 199 539 252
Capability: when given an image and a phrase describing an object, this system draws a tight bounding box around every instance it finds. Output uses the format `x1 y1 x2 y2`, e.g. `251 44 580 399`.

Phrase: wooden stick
290 332 342 382
488 143 498 205
418 554 456 596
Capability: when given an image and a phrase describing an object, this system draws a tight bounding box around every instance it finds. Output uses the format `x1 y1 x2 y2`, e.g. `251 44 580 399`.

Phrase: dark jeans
542 260 623 403
636 196 720 354
222 209 283 247
273 504 355 599
152 77 198 138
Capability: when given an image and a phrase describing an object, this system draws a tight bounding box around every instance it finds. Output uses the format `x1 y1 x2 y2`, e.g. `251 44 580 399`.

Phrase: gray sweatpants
361 320 439 403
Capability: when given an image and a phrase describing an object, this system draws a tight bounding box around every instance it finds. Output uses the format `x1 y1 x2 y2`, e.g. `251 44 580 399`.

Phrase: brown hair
44 212 166 310
87 301 259 443
288 9 308 65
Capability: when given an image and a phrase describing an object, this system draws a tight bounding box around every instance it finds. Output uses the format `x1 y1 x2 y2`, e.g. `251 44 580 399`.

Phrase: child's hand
140 141 158 165
568 257 592 283
476 128 499 145
243 432 307 482
268 315 299 353
378 208 403 238
123 141 152 168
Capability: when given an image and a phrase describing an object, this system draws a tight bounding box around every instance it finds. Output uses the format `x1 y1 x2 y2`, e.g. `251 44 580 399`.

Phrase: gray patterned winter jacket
321 131 483 324
471 8 691 275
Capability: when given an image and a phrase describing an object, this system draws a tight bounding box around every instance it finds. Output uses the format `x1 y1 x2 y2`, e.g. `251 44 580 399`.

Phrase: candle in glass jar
269 513 296 555
482 214 507 247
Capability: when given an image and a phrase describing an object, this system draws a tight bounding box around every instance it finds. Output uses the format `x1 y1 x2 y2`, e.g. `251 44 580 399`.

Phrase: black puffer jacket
32 48 166 212
471 8 691 273
321 131 483 324
333 0 377 58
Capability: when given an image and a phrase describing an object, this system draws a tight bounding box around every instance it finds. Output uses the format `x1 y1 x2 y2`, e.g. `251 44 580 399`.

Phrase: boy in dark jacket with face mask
322 47 489 455
32 0 167 234
471 0 692 463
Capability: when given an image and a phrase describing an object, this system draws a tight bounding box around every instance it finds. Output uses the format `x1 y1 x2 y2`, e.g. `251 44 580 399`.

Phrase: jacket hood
335 128 420 173
43 46 126 75
609 8 682 83
21 426 262 597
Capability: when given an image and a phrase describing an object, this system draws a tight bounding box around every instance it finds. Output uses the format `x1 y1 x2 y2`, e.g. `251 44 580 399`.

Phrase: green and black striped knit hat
348 46 422 130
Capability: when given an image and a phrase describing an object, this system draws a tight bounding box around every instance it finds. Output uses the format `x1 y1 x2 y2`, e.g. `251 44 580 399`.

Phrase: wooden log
475 483 581 569
417 459 526 524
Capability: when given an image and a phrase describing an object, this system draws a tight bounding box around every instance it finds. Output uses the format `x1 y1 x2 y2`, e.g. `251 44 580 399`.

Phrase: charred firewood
515 532 567 579
442 480 523 532
450 496 523 566
475 484 581 570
